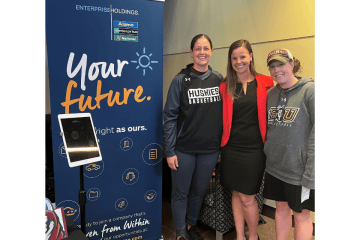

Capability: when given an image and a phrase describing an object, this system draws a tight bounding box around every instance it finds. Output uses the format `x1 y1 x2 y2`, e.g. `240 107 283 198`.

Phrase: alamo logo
188 87 221 104
268 105 299 123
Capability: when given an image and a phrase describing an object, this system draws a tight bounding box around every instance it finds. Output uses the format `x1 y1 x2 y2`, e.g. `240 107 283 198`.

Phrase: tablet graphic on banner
47 0 163 239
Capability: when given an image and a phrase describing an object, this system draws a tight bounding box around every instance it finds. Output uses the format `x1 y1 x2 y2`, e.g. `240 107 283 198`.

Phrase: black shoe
186 225 204 240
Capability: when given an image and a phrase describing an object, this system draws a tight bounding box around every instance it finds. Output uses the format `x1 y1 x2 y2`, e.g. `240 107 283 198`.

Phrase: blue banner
46 0 163 239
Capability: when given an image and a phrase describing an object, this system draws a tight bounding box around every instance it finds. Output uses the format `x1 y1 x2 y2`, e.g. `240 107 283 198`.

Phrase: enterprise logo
111 8 139 15
75 5 139 15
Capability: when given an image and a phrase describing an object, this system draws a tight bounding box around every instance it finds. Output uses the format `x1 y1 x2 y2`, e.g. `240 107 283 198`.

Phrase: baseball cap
267 49 293 66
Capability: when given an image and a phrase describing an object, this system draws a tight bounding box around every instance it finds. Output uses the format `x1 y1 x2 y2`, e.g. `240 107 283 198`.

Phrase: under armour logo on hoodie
185 78 190 81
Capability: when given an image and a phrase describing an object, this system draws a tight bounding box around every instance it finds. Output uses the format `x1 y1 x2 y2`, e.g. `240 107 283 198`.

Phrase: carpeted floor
161 201 315 240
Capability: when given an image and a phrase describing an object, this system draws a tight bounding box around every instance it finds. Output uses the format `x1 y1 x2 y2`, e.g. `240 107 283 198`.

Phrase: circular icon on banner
115 198 128 211
142 143 162 165
144 190 157 202
56 200 80 222
87 188 101 201
83 161 104 178
58 143 67 158
131 47 159 76
122 168 139 185
120 137 133 151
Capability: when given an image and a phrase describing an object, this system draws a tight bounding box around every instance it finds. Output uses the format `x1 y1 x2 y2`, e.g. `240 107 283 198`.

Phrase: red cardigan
220 74 274 147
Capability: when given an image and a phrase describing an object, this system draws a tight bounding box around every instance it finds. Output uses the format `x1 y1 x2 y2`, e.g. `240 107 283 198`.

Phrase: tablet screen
60 116 100 164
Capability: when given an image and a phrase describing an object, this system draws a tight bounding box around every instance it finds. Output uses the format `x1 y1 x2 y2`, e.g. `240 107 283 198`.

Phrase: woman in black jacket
163 34 223 240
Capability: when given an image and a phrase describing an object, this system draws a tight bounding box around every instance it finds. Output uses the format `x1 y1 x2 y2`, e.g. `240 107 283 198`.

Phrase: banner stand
58 130 88 234
79 165 86 234
58 111 103 236
58 131 87 234
47 1 164 239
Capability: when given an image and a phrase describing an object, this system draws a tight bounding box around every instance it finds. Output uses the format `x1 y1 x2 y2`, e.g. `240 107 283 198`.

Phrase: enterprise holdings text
76 5 139 15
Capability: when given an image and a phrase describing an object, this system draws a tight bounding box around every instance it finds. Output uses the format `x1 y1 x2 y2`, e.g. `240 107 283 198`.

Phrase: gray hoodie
264 77 314 189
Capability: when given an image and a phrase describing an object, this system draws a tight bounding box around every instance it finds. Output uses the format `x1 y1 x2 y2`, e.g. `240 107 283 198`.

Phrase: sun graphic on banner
131 47 158 76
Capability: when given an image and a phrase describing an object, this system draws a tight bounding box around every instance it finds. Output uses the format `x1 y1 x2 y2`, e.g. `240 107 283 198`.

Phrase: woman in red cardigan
220 39 273 240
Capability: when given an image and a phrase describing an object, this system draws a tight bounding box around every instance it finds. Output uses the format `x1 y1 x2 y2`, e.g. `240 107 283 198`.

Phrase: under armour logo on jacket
185 78 190 81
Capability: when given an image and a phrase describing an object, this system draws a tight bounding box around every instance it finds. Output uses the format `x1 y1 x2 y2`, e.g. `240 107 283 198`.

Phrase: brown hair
290 57 302 75
190 34 213 50
224 39 259 100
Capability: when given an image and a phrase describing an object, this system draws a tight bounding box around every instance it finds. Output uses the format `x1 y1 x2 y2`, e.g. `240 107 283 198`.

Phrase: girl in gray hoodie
263 49 314 240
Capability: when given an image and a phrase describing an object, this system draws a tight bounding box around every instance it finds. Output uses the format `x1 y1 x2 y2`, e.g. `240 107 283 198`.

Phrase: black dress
220 80 265 195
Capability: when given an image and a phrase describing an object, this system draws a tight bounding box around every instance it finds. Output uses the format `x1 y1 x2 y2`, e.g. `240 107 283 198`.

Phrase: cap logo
267 49 288 58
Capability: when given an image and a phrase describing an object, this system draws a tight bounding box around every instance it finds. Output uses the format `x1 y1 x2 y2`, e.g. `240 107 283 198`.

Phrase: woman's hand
167 155 179 170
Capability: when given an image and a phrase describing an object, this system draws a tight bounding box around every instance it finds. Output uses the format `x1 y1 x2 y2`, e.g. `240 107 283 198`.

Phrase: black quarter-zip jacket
163 64 223 157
